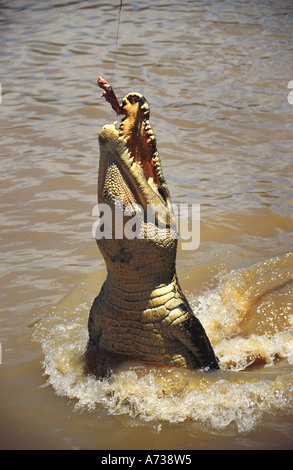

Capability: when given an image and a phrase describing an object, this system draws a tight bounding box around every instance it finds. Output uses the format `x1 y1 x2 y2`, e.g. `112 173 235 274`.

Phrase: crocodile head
97 92 171 212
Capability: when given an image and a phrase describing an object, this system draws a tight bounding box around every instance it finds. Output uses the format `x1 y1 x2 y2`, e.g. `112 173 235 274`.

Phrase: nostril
129 95 139 104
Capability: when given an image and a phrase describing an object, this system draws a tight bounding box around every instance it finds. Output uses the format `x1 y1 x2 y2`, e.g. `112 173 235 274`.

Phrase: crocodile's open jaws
85 89 219 377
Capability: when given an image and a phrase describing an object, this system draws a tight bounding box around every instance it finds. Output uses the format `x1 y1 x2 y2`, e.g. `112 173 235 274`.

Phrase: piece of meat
97 76 122 116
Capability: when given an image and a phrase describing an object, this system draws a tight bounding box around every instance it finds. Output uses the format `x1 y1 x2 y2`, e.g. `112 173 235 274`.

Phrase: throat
103 272 179 305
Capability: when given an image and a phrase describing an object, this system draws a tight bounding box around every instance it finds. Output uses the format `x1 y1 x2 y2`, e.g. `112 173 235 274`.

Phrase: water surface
1 0 293 450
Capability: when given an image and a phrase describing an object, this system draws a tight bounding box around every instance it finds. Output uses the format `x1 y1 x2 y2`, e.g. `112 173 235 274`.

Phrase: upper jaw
121 92 150 119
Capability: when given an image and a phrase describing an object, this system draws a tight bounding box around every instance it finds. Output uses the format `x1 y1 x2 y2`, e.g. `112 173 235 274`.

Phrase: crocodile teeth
140 103 150 117
118 136 127 145
152 153 162 172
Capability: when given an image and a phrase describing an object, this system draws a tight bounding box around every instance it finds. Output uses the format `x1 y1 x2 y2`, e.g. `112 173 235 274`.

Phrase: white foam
34 255 293 433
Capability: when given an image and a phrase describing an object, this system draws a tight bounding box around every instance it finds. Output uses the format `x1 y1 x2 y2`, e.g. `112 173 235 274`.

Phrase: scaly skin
85 92 219 376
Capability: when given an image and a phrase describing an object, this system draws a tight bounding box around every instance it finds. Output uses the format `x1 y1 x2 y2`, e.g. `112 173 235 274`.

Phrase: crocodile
85 88 219 376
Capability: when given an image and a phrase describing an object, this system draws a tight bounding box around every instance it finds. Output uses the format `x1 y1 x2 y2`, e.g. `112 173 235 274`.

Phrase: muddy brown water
1 0 293 450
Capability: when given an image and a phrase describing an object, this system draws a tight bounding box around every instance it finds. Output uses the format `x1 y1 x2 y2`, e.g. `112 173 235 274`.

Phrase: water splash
34 254 293 433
